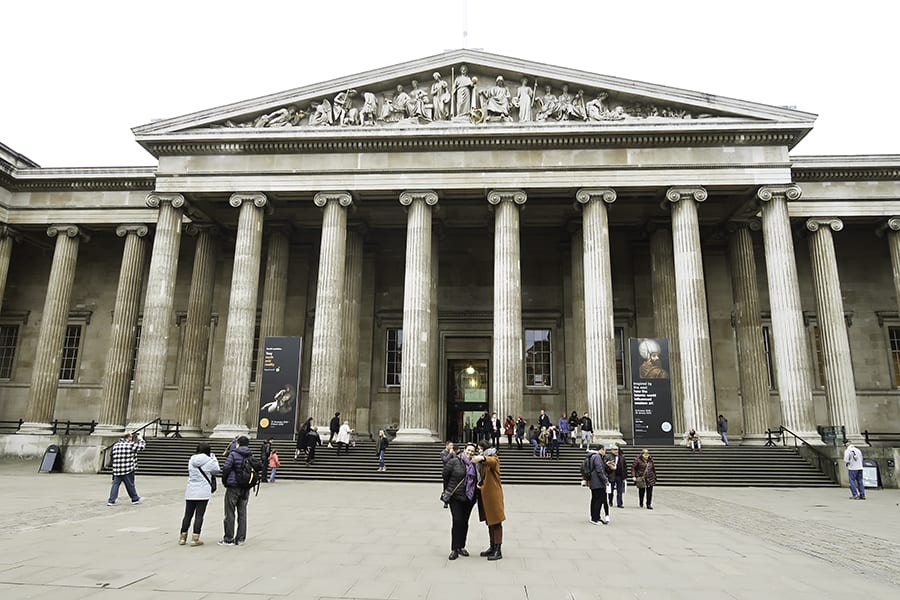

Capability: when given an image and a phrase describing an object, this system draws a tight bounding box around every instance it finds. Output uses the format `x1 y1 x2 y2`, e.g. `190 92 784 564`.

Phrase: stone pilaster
757 185 818 440
727 223 771 444
430 224 442 437
175 225 220 436
128 193 185 431
667 187 719 445
887 218 900 320
95 225 149 436
396 190 439 442
338 223 364 426
649 226 684 436
806 218 861 440
212 193 268 438
567 226 588 417
0 225 21 315
307 191 352 425
21 225 88 433
488 189 526 426
577 188 623 443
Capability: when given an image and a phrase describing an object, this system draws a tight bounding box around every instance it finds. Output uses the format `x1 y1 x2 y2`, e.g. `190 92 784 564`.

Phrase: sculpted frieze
211 64 717 131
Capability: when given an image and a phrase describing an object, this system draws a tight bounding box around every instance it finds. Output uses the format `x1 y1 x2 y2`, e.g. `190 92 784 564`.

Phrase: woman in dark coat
472 440 505 560
632 448 658 509
442 443 477 560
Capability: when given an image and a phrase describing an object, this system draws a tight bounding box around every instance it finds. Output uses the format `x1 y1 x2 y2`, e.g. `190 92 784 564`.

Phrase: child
268 449 281 483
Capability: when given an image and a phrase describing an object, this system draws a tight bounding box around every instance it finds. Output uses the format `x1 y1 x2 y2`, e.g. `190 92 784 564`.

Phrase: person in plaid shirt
107 431 146 506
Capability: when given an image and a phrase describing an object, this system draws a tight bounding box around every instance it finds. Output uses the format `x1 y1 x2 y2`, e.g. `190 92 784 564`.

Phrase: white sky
3 0 898 167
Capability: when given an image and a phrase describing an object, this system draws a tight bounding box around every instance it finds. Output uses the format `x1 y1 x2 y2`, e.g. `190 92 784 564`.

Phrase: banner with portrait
629 338 674 445
256 336 302 440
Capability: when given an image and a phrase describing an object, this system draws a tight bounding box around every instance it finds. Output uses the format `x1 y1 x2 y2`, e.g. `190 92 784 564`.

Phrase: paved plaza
0 457 898 600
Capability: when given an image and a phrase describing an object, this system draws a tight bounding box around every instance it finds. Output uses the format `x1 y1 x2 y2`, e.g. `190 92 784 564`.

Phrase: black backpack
580 455 593 480
235 453 263 494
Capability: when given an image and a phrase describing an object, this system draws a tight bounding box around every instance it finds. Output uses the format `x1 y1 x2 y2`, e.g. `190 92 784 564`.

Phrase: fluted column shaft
667 187 719 443
649 227 684 436
129 194 185 429
255 227 291 399
176 226 219 435
338 225 364 424
887 218 900 320
0 226 18 315
568 227 587 417
577 188 622 441
396 191 438 442
22 225 86 432
430 226 441 435
807 218 860 439
308 192 351 424
212 193 267 438
758 186 817 438
728 224 771 443
96 225 149 434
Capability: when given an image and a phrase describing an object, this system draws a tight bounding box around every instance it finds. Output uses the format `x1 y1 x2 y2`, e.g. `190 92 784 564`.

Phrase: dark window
889 326 900 387
385 328 403 386
614 327 626 387
59 324 82 381
525 329 552 387
250 320 261 383
0 324 19 379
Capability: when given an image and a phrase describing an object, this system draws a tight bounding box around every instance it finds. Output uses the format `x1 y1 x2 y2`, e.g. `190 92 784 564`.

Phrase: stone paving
0 457 898 599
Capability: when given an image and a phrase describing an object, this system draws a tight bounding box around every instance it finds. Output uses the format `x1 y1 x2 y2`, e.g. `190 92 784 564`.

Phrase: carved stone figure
586 92 609 121
333 89 357 126
481 76 512 122
536 85 558 121
556 85 574 121
431 72 450 121
309 98 333 126
568 89 587 121
512 78 535 122
453 65 474 117
379 91 398 123
407 80 431 120
395 85 412 119
359 92 378 126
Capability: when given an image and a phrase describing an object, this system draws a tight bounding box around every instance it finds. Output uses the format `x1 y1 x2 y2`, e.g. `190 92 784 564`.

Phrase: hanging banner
629 338 674 445
256 336 302 440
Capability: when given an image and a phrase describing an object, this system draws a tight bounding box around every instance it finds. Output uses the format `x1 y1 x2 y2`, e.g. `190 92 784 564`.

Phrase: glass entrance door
446 359 489 443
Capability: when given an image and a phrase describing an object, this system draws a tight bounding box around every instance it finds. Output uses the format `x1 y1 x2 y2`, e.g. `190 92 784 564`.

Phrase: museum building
2 49 900 459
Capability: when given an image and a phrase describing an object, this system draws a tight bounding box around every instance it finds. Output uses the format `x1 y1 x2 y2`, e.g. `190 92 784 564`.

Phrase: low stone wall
0 433 119 473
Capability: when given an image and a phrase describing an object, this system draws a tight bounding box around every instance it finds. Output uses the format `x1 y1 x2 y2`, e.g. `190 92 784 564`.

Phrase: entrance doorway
446 359 489 443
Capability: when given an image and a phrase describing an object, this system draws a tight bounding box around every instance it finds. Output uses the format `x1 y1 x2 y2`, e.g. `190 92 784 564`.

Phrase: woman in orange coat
472 440 505 560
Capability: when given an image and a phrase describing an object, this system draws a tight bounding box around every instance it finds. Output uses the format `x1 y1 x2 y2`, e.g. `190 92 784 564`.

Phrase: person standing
472 440 505 560
336 420 353 455
328 412 341 448
376 429 389 472
441 440 456 465
843 439 867 500
490 412 502 447
548 426 561 460
580 412 594 449
503 416 515 449
267 449 281 483
443 443 477 560
632 448 658 510
607 445 627 508
537 409 551 430
220 435 253 546
568 411 580 447
260 438 272 483
717 414 729 446
179 442 220 546
514 416 526 449
107 431 146 506
582 445 610 525
296 417 312 460
558 413 570 446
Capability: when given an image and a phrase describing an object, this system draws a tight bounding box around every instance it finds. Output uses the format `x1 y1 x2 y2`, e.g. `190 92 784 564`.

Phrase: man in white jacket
843 440 867 500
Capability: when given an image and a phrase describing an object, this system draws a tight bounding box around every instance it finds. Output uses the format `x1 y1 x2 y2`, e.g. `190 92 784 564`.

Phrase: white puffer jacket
185 453 221 500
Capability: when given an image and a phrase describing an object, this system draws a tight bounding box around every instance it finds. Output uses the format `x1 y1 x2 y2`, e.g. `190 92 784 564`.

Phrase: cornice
791 155 900 182
0 167 156 192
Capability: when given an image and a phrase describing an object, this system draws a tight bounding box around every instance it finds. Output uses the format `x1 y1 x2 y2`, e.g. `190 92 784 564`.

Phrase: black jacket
607 452 627 480
442 456 471 502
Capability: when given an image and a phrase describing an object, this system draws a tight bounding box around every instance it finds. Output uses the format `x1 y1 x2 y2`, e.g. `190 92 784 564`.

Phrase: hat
842 439 851 446
237 435 250 446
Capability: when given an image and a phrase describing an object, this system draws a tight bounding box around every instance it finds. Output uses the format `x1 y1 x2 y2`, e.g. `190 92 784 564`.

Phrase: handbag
199 468 217 493
440 478 464 505
634 476 647 489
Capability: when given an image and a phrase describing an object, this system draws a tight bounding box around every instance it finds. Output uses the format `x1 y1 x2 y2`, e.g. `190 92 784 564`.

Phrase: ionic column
727 222 771 444
212 193 268 438
95 225 149 435
254 225 291 413
667 187 719 445
21 225 87 433
307 191 352 424
886 218 900 318
488 189 526 425
175 225 220 436
577 188 623 443
128 193 185 431
0 225 21 315
337 223 364 426
807 218 861 440
567 226 588 417
395 190 439 442
757 186 817 439
649 226 684 436
430 224 442 436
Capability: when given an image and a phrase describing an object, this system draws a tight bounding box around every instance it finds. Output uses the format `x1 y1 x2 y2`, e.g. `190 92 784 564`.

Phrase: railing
862 430 900 446
50 420 96 435
0 419 23 434
776 425 840 484
100 418 182 468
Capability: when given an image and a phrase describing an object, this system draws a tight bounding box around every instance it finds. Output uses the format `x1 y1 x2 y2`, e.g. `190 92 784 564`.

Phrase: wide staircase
107 437 836 487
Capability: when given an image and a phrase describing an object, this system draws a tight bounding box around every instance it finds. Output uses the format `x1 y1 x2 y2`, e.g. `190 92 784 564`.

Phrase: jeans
608 478 625 507
181 499 209 534
108 472 140 503
590 487 609 522
549 439 560 459
530 439 539 455
848 469 865 498
378 449 385 469
223 487 249 543
449 496 475 550
721 432 729 446
582 431 592 448
268 467 277 483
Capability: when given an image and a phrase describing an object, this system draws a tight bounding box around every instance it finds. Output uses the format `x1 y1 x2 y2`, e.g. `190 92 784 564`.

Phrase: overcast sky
4 0 898 167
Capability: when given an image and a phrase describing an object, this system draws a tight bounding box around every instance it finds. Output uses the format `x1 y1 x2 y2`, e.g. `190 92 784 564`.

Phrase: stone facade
1 50 900 455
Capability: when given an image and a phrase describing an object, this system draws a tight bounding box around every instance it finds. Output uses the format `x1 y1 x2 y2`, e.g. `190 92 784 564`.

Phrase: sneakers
106 501 115 506
850 495 859 500
603 515 610 524
590 519 601 525
131 498 143 505
217 539 234 546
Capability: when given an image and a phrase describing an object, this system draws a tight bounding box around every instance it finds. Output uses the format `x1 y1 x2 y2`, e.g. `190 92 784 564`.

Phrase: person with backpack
580 413 594 449
219 435 260 546
581 445 610 525
180 442 220 546
260 438 272 483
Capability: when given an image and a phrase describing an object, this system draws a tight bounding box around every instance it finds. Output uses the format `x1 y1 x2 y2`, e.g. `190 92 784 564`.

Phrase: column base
17 422 56 435
590 430 626 448
210 424 250 439
392 428 437 443
740 433 772 446
176 426 206 438
91 424 126 438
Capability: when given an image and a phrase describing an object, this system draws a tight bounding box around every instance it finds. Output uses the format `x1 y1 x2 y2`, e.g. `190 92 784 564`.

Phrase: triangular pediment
134 49 815 144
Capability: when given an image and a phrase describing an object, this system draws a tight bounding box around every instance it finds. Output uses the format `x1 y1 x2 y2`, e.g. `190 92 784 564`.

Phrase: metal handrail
778 425 840 484
50 420 97 435
99 418 181 468
0 419 24 433
862 430 900 446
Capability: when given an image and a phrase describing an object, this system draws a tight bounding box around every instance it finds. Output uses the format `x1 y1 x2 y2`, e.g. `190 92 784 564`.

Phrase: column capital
757 185 801 202
666 186 707 204
115 224 150 238
229 192 268 209
146 193 186 209
399 190 439 206
313 191 353 208
487 189 527 206
805 217 843 233
47 224 90 242
0 224 22 241
576 188 616 205
184 223 222 237
888 217 900 231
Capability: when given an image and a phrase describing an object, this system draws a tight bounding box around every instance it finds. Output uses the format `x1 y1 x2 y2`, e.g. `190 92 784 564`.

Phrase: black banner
629 338 674 445
256 336 302 440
